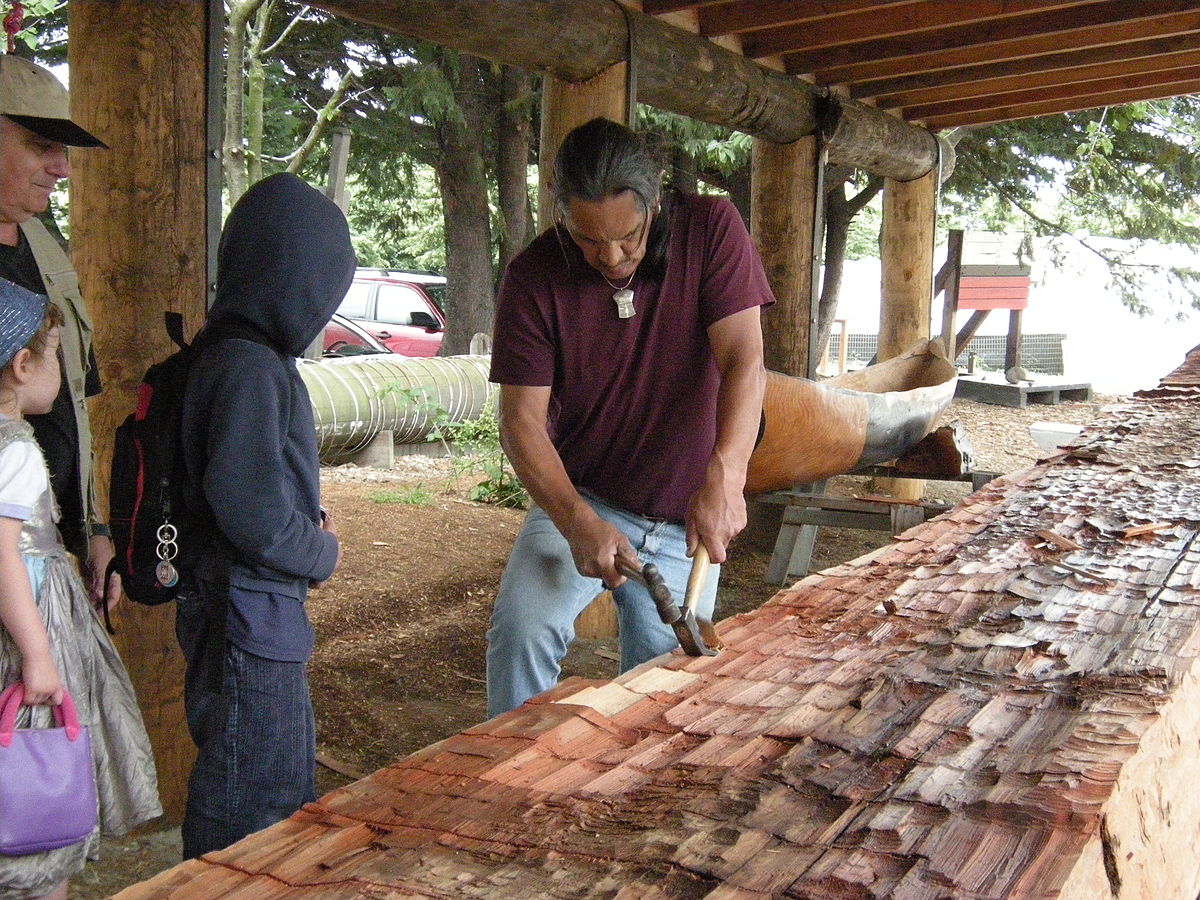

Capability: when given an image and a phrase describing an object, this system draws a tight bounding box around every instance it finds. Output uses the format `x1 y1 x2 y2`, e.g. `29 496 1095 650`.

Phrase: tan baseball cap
0 54 106 148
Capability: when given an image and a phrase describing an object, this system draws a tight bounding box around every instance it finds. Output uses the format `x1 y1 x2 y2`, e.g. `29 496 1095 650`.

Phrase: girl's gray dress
0 418 161 898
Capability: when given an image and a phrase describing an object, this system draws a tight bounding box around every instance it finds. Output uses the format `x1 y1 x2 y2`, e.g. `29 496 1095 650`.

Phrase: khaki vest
19 218 100 532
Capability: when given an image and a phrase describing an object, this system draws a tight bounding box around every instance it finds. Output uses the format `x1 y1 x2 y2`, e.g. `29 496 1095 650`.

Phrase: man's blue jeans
485 494 719 718
176 586 316 859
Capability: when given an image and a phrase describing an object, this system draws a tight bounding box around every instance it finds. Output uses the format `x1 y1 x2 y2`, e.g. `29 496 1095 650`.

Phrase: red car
329 273 447 357
322 313 392 357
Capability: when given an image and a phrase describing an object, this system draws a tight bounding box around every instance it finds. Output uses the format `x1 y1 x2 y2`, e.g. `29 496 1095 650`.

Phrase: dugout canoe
299 339 956 482
744 339 958 495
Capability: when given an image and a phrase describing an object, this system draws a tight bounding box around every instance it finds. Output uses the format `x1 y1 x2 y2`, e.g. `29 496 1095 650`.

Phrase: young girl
0 279 161 899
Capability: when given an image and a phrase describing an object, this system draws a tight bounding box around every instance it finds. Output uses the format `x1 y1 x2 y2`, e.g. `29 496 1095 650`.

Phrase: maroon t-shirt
490 193 774 521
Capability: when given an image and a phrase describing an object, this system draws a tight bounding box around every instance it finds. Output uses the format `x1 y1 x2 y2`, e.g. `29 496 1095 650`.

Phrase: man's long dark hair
553 117 675 282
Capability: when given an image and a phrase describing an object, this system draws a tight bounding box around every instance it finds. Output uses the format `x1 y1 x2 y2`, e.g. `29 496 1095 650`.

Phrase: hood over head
207 173 356 358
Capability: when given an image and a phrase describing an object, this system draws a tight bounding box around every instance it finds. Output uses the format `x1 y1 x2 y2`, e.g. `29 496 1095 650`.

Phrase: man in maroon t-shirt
486 118 774 716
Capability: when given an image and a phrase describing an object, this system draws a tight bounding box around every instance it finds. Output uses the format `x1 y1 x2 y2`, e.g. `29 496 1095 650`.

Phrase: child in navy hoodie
177 173 354 858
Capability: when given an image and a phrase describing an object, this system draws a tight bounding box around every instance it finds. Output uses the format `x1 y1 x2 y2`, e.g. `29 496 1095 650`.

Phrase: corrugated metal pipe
299 355 495 462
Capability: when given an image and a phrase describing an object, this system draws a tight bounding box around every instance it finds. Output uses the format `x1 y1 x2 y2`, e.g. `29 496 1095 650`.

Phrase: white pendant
613 288 636 319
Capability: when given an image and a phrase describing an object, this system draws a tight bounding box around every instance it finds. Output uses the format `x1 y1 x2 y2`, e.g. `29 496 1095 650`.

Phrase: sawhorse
761 470 997 585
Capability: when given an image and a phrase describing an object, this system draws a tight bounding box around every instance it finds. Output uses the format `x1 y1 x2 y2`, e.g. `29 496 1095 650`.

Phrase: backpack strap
164 311 188 351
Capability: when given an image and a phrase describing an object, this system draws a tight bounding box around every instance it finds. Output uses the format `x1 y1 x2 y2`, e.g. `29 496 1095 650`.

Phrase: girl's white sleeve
0 441 47 521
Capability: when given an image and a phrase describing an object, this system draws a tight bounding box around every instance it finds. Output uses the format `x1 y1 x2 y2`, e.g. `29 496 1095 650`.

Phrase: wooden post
69 1 211 823
537 65 628 232
540 65 627 638
937 229 964 361
1005 307 1024 373
750 135 818 378
878 167 937 501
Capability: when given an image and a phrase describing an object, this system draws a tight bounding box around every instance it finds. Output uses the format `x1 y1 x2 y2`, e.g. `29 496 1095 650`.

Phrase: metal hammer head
672 607 718 657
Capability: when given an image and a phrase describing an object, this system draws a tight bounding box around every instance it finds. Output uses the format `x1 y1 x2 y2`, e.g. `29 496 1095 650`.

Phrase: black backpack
107 312 198 607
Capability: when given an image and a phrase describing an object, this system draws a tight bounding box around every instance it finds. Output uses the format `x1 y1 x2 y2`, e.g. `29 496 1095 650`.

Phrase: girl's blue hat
0 278 49 370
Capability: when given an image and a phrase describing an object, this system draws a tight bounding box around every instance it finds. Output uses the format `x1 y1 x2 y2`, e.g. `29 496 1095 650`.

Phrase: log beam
306 0 944 181
69 1 210 822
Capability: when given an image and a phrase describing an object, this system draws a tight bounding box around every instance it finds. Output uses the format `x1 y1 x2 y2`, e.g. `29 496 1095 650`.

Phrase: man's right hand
562 506 637 589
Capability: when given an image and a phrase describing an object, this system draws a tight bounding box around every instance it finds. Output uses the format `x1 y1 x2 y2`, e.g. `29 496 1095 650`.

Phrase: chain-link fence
831 333 1066 375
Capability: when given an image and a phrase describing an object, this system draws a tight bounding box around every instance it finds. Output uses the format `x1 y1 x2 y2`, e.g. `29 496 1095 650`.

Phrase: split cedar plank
115 360 1200 898
556 682 644 716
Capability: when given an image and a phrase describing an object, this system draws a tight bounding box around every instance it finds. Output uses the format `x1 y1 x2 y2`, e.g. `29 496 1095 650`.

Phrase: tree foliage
4 0 61 52
946 99 1200 315
222 2 538 352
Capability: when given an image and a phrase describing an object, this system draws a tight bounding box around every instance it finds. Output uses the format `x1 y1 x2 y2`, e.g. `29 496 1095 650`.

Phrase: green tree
643 100 1200 366
226 4 539 353
945 99 1200 316
636 109 884 366
3 0 60 51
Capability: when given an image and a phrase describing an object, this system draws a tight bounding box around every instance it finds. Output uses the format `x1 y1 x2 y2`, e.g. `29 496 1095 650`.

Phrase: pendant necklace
604 271 637 319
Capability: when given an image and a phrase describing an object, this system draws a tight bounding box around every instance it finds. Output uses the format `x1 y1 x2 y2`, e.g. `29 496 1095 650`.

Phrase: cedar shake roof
115 344 1200 899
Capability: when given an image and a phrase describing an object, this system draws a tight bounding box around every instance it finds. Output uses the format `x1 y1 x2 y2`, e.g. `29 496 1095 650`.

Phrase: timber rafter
645 0 1200 128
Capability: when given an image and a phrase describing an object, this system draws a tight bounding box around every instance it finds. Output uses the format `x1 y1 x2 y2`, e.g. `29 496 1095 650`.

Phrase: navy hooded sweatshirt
182 173 356 661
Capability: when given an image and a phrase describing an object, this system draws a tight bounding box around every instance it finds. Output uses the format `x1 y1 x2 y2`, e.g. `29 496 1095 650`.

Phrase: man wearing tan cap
0 53 118 611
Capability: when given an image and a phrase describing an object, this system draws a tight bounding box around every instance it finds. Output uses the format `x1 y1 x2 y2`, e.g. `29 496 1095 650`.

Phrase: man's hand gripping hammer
618 548 719 657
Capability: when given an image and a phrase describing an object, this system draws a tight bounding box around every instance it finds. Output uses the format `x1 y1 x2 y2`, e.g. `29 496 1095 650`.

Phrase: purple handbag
0 681 98 855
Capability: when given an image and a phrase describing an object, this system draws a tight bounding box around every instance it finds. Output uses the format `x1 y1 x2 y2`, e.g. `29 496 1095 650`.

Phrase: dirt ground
77 393 1115 898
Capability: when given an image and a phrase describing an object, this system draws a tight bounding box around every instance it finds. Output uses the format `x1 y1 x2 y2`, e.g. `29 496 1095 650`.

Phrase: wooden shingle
115 345 1200 899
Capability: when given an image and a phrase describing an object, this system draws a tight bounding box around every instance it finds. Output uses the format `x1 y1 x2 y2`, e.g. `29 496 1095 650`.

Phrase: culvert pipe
298 354 495 462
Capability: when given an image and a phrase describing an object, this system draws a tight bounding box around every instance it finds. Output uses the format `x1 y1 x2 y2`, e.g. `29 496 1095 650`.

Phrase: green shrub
434 398 528 509
379 385 528 509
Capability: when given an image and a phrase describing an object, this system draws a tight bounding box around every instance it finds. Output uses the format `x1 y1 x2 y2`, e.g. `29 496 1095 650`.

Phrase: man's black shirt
0 233 101 557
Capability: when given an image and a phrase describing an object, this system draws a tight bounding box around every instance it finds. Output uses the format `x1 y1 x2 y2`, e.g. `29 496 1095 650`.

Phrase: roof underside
640 0 1200 129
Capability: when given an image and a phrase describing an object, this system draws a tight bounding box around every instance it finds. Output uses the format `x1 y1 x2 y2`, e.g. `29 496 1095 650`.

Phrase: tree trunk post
497 66 534 274
69 1 211 823
878 168 938 501
751 135 818 378
537 64 629 232
539 64 628 638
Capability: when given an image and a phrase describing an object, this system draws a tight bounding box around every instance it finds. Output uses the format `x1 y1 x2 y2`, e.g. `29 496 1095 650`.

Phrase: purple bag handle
0 682 80 746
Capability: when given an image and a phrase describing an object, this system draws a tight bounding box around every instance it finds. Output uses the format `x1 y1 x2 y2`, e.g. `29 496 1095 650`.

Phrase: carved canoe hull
744 339 958 495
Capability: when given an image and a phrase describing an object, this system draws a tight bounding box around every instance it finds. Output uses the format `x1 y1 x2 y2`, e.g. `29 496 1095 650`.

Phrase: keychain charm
155 522 179 588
